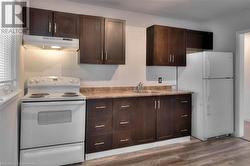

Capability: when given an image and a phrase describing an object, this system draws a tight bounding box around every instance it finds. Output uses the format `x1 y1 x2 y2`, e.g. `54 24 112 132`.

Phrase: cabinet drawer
175 95 191 114
113 98 135 131
174 118 191 137
87 99 113 118
87 117 112 136
86 134 112 153
113 131 134 148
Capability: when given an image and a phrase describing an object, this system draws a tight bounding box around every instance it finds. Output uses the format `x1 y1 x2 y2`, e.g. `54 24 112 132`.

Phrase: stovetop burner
30 93 50 98
62 92 79 97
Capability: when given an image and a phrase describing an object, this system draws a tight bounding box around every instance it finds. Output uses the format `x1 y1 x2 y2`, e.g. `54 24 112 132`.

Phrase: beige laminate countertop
80 86 192 100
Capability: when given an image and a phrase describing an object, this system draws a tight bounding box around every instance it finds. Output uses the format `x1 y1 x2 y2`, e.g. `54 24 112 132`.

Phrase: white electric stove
20 76 86 166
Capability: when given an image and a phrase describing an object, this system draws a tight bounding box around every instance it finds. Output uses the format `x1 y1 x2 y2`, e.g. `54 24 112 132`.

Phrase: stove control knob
29 80 34 84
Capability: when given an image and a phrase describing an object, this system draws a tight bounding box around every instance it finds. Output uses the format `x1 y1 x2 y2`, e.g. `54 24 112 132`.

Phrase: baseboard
86 136 190 160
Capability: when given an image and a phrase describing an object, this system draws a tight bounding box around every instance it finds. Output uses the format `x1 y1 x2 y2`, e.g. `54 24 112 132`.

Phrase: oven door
21 100 85 149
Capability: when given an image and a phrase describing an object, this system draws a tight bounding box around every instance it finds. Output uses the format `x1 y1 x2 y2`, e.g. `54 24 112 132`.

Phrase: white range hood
22 35 79 51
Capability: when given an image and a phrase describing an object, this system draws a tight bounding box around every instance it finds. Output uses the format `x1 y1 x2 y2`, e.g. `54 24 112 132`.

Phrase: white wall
23 0 203 87
202 10 250 53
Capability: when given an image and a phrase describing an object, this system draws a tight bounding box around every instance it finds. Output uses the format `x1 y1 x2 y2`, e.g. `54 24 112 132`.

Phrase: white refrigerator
178 51 234 141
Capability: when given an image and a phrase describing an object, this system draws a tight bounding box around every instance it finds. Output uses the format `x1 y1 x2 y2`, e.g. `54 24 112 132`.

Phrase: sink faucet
136 82 144 92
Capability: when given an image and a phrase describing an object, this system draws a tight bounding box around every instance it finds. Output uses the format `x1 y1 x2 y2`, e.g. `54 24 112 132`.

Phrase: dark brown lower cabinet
157 96 174 140
134 97 156 144
86 94 192 153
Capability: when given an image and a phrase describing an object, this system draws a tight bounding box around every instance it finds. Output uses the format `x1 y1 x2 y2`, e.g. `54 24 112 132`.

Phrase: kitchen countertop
80 86 192 100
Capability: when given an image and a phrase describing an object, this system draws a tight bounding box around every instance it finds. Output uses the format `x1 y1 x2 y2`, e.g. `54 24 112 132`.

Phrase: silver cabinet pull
121 105 130 108
172 55 175 63
154 100 157 110
181 101 189 104
169 54 172 63
101 51 104 61
94 142 105 146
181 114 188 118
181 129 188 132
120 138 129 142
120 121 129 125
48 22 52 33
95 124 105 128
105 51 108 61
158 100 161 109
96 106 106 109
54 23 57 33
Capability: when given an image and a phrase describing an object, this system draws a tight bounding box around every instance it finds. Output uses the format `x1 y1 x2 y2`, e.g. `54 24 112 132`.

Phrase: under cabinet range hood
22 35 79 51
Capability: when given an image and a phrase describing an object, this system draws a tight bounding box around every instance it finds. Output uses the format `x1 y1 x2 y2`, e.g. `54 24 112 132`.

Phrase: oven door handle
22 101 85 107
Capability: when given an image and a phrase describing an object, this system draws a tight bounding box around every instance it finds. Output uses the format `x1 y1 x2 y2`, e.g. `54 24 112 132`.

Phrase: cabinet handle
154 100 157 110
105 51 108 61
120 138 129 142
181 114 188 118
181 101 189 104
54 23 57 33
158 100 161 109
181 129 188 132
48 22 52 33
172 55 175 63
95 106 106 109
95 124 105 128
169 54 172 63
121 105 130 108
94 142 105 146
101 51 104 61
120 121 129 125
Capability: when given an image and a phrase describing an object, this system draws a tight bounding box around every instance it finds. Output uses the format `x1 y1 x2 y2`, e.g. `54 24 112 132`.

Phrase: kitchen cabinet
28 8 53 36
104 18 126 64
79 17 125 64
26 8 79 38
134 97 156 144
53 11 79 38
79 16 104 64
86 99 113 153
85 94 191 154
146 25 186 66
156 96 174 140
186 30 213 50
173 95 192 137
113 98 135 148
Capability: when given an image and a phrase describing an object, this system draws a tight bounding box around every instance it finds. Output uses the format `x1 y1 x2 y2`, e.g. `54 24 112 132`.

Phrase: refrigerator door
204 78 234 139
203 52 234 79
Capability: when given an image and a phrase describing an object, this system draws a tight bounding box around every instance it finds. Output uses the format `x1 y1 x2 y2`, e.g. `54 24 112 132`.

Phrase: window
0 33 17 97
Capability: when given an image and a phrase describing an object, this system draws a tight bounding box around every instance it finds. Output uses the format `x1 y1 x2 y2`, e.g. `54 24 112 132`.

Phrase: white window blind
0 33 17 95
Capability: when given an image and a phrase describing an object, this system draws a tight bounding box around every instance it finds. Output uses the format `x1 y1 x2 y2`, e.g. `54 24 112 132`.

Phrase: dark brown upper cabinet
147 25 186 66
79 16 104 64
104 18 126 64
186 30 213 50
26 8 79 38
79 16 126 65
53 12 79 38
28 8 53 36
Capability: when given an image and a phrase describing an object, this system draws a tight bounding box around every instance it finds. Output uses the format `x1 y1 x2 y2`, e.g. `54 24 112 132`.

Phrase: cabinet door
157 96 174 140
28 8 53 36
104 18 125 64
53 12 79 38
79 16 104 64
186 30 213 50
146 25 170 66
135 97 156 144
168 27 186 66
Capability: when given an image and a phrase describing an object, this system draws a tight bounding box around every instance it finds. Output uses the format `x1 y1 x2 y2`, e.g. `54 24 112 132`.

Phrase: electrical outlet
158 77 163 84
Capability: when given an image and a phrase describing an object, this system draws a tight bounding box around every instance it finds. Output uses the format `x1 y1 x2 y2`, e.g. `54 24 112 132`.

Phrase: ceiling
71 0 250 21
